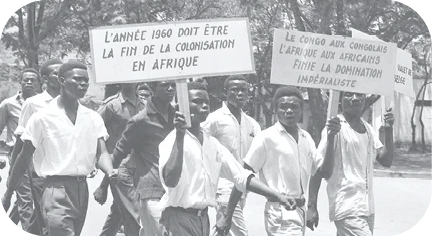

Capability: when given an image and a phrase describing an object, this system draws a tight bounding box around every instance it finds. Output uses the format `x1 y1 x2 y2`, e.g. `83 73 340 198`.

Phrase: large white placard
351 28 415 97
270 29 397 96
89 18 255 84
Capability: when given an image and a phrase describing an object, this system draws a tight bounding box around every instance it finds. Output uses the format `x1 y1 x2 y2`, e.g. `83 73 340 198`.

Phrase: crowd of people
0 58 395 236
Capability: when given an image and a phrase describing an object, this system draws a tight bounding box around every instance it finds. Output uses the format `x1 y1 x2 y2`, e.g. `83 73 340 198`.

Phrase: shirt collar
338 113 367 127
40 90 55 101
49 96 90 114
274 121 307 138
118 92 145 106
221 101 245 116
146 97 175 115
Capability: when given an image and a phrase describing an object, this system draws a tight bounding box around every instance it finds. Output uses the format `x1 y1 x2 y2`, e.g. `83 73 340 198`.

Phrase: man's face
46 64 62 90
121 83 137 92
225 80 248 109
189 89 210 124
21 72 38 93
341 92 366 117
153 81 176 102
276 96 303 127
137 89 152 101
61 68 89 99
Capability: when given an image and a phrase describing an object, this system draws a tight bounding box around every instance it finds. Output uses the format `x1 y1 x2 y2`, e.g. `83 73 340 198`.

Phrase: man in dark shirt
94 83 145 236
112 81 176 236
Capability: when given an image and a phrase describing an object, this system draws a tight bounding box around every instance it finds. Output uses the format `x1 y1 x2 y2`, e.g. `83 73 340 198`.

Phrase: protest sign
89 18 255 127
89 18 255 84
270 29 397 96
351 28 415 98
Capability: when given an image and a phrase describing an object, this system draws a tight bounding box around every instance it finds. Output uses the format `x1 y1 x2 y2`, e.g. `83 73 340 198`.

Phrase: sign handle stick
372 96 383 132
382 93 394 127
176 79 191 128
327 90 341 121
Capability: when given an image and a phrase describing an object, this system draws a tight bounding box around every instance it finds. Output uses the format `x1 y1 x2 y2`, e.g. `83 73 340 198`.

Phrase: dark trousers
27 176 48 235
15 171 35 230
100 167 141 236
160 207 210 236
100 203 123 236
42 177 89 236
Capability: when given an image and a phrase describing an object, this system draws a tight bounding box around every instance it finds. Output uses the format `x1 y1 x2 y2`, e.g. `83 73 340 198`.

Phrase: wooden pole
176 79 191 128
327 90 341 121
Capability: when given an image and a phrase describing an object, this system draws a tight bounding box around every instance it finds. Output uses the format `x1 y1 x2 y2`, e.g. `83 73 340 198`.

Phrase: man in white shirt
5 59 63 235
0 68 39 229
307 92 394 236
202 75 261 236
4 62 118 236
158 82 297 236
218 86 340 236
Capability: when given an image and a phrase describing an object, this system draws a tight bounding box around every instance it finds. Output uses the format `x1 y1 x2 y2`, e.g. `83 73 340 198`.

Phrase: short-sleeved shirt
319 114 383 221
15 90 54 136
0 91 24 147
244 122 322 198
21 97 108 177
98 92 145 154
202 102 261 197
113 98 175 200
158 129 253 210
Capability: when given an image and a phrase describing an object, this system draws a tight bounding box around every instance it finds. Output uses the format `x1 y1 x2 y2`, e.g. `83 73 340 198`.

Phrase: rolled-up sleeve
158 131 176 187
218 142 254 193
307 132 322 175
243 134 267 173
15 101 35 136
93 113 109 141
21 113 43 149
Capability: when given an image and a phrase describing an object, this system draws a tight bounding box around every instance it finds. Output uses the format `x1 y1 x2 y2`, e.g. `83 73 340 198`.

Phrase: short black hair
58 61 87 78
224 75 247 90
21 68 40 81
137 83 151 91
40 59 63 77
273 86 304 107
187 82 207 92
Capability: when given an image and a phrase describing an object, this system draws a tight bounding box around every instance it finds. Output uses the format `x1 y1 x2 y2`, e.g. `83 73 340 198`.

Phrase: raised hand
174 111 187 136
327 116 341 136
383 107 395 127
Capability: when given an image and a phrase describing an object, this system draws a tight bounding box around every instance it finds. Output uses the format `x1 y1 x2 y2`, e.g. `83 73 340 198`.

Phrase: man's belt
46 175 87 182
167 206 209 216
267 197 306 208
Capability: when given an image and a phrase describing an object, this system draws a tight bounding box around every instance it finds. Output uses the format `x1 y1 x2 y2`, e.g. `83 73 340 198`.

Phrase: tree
1 0 72 68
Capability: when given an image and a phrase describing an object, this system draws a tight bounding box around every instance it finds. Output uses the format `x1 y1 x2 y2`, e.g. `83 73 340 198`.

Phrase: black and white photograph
0 0 431 235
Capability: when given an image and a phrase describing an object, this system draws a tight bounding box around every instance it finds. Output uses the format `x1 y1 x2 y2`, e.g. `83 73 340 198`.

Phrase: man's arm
112 117 140 168
316 116 340 179
96 138 115 175
95 102 113 190
9 135 23 168
306 173 322 231
376 108 395 167
222 163 255 221
161 112 186 188
6 141 35 194
216 160 296 235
